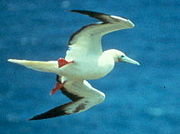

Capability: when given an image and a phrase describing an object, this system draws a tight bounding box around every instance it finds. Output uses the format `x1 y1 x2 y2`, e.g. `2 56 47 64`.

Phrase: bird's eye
121 55 125 58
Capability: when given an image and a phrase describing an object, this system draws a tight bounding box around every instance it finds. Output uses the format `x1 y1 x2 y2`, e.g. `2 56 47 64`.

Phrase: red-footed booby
8 10 140 120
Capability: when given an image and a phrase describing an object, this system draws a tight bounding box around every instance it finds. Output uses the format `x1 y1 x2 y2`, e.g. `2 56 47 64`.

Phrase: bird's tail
8 59 60 74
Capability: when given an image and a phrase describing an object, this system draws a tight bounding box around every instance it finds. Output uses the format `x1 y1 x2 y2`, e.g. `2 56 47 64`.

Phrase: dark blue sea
1 0 180 134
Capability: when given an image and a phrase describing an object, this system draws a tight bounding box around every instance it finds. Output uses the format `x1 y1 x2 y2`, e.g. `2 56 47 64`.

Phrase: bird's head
107 49 140 65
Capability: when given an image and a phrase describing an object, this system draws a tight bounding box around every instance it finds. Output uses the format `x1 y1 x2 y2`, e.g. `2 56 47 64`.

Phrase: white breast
58 54 115 80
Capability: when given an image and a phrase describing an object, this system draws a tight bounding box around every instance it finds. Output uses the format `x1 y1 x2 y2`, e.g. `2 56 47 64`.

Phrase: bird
8 10 140 120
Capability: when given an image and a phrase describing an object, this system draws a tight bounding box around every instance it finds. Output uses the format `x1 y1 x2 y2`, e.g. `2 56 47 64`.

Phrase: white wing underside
65 10 134 59
29 79 105 120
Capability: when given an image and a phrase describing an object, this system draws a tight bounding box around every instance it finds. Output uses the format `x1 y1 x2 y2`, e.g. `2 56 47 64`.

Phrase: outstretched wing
8 59 59 74
65 10 135 59
29 80 105 120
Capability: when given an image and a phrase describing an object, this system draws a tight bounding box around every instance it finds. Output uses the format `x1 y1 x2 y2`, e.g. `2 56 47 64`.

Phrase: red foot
50 58 73 95
50 82 64 95
58 58 74 67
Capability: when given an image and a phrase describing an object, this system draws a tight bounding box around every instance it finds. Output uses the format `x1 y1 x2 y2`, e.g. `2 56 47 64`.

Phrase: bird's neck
103 49 118 62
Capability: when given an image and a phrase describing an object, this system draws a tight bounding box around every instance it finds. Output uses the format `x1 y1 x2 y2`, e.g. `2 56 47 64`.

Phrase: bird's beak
121 56 140 65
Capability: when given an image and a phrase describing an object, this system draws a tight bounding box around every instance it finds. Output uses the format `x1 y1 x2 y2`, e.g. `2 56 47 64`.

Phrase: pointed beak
121 56 140 65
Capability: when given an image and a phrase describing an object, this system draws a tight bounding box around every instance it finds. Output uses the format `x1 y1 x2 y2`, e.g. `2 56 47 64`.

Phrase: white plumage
8 10 139 120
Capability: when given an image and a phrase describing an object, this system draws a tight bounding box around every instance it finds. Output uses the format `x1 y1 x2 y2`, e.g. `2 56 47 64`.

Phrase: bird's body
60 51 115 80
8 10 140 120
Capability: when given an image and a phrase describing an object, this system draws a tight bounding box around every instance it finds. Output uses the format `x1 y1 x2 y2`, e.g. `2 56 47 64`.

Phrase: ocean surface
1 0 180 134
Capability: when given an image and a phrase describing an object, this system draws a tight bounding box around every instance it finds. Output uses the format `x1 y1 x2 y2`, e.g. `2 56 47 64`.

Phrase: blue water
1 0 180 134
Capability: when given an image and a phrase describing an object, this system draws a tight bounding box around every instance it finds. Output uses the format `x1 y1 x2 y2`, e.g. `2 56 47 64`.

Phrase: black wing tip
28 103 71 120
28 115 48 121
28 116 39 121
28 115 58 121
69 9 107 16
28 112 66 121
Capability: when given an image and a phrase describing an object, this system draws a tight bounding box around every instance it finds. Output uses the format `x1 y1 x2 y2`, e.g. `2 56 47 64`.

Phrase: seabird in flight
8 10 140 120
